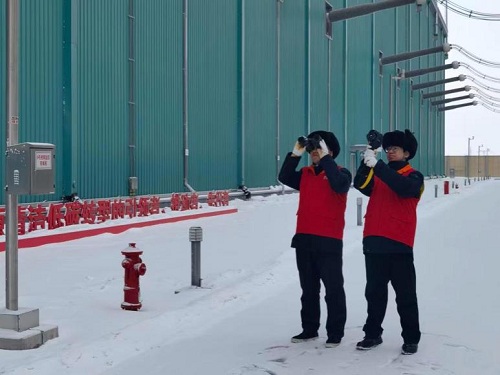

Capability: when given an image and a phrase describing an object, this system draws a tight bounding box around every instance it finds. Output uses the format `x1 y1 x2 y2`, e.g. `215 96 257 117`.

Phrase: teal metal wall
374 3 396 134
20 0 64 142
331 2 347 166
309 1 330 136
343 0 375 165
396 5 409 131
408 4 421 142
188 0 239 191
18 0 65 203
279 0 309 167
242 0 277 187
329 0 446 176
135 0 184 194
73 0 129 199
0 0 447 205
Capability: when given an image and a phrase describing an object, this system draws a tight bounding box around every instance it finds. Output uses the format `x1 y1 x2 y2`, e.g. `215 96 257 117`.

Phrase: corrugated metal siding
437 33 446 176
75 0 129 199
345 0 373 158
416 12 427 174
187 0 239 191
437 34 446 175
135 0 184 194
280 0 308 164
396 5 409 130
18 0 65 203
309 0 329 133
310 1 339 159
429 46 438 175
375 8 396 135
409 9 422 171
0 1 450 207
429 31 437 176
429 10 440 176
331 1 346 165
243 0 277 187
418 9 431 175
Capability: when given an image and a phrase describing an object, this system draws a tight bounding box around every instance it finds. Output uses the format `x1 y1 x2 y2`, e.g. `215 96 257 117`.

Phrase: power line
475 95 500 108
438 0 500 21
459 62 500 83
479 102 500 113
451 44 500 68
465 76 500 94
470 87 500 102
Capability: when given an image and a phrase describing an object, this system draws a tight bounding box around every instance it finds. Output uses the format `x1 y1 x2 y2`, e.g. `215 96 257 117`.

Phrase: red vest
363 165 419 247
296 166 347 240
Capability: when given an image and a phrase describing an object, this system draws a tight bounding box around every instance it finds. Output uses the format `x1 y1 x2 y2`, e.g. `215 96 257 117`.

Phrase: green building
0 0 447 204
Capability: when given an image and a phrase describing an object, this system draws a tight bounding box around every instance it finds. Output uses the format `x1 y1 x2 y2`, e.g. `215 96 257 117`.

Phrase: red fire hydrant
121 243 146 311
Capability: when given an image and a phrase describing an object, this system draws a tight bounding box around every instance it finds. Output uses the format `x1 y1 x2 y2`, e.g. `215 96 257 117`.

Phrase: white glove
292 140 305 157
366 144 381 154
364 148 378 168
318 139 330 159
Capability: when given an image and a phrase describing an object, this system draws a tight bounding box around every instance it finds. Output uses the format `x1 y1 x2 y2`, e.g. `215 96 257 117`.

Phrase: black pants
363 253 421 344
295 247 346 340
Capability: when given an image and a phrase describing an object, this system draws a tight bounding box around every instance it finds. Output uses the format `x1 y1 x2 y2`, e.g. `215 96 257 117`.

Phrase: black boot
401 343 418 355
291 331 318 343
356 336 383 350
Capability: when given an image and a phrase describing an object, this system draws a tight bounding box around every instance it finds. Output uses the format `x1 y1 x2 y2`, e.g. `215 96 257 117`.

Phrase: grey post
189 226 203 287
5 0 20 311
434 184 438 198
356 197 363 226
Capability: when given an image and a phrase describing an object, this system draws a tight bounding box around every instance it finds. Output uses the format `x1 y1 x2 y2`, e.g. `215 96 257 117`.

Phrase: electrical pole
477 144 483 179
5 0 20 311
467 136 474 184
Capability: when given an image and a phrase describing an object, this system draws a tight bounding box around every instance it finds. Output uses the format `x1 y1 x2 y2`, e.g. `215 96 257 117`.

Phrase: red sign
0 192 231 236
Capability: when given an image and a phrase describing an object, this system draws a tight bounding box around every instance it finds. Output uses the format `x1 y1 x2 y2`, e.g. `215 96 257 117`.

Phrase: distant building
445 156 500 177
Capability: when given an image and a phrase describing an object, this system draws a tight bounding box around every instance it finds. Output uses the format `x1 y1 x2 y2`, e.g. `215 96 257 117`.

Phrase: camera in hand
366 129 383 149
298 135 322 153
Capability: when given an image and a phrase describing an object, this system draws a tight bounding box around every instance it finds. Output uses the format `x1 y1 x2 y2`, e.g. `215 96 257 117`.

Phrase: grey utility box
6 142 55 195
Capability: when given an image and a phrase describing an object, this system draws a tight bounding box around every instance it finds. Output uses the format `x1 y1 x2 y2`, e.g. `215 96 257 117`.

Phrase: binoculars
297 135 322 153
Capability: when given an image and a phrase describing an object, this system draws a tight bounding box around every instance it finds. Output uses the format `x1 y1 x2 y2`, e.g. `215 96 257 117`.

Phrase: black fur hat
307 130 340 159
382 129 418 160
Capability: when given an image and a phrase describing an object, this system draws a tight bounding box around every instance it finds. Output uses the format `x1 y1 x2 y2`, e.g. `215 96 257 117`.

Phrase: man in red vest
354 129 424 355
279 130 351 348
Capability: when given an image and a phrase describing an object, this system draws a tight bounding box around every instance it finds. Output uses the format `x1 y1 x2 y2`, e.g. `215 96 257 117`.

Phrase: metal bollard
356 197 363 226
434 184 438 198
189 226 203 287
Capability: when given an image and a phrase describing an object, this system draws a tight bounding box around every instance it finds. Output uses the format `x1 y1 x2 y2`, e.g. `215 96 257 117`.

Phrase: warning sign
35 151 52 170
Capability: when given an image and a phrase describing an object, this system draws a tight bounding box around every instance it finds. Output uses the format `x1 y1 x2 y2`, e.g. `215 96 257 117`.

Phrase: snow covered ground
1 177 499 375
